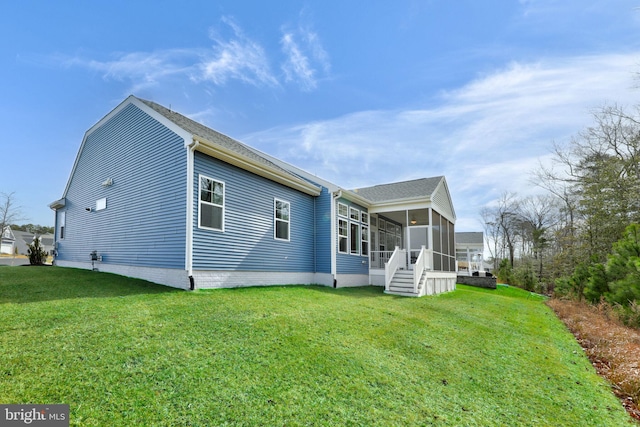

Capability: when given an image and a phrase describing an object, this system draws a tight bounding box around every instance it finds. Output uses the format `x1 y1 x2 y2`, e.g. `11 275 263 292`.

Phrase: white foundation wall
192 271 334 289
54 260 190 289
421 272 457 296
369 270 385 287
334 273 370 288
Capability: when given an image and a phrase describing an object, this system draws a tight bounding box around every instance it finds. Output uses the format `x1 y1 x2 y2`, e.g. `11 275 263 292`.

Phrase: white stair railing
385 246 405 291
413 246 428 294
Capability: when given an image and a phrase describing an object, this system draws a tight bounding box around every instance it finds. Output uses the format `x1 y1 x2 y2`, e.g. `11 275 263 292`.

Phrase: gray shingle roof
352 177 443 202
455 232 484 244
137 97 298 179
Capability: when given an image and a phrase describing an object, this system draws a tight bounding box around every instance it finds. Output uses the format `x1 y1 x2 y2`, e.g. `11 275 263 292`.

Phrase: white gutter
192 136 321 197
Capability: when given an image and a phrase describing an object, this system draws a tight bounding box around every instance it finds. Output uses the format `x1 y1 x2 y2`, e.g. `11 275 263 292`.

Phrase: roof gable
136 98 322 196
353 177 443 203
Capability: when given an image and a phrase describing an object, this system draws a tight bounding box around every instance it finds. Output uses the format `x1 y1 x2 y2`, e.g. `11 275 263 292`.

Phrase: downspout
313 195 317 275
186 139 200 290
331 190 342 287
52 210 58 263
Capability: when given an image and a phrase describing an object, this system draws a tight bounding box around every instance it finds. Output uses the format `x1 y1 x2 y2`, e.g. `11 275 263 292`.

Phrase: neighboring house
0 227 55 256
50 96 457 296
14 231 55 256
455 232 485 276
1 226 16 255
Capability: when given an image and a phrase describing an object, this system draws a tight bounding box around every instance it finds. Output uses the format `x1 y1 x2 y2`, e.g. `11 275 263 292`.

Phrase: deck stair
385 269 426 297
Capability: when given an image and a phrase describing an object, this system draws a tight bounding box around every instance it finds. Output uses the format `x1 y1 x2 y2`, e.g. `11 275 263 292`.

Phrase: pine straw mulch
547 299 640 422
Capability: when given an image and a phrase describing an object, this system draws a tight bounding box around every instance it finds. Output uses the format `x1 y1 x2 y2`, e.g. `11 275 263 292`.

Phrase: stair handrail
385 246 404 291
413 245 428 293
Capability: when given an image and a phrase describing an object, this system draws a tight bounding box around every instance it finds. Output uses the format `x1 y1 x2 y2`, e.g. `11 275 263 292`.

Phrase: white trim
336 189 371 209
361 212 369 225
349 207 359 221
192 135 321 197
59 96 193 200
349 221 360 255
331 192 337 277
186 140 198 275
361 225 369 257
338 218 348 254
274 198 291 242
198 174 225 232
58 211 66 241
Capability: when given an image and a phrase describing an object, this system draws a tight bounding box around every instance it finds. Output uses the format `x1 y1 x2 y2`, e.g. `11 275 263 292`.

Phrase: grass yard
0 267 635 426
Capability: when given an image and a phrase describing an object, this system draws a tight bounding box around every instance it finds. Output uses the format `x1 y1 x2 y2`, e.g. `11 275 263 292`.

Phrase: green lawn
0 267 634 426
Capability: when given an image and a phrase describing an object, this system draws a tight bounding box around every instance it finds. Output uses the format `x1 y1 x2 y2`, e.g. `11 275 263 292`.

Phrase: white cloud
60 49 197 92
198 17 279 88
243 52 640 230
280 25 330 91
56 17 284 92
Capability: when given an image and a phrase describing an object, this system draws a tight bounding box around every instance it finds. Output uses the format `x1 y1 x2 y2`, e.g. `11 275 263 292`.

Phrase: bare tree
481 192 521 268
0 192 25 240
518 195 558 279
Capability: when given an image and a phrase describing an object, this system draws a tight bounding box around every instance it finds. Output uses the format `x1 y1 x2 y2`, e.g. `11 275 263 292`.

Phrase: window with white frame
350 207 359 220
350 222 360 254
338 219 348 253
361 212 368 224
199 175 224 231
338 203 348 217
59 211 65 240
361 225 369 256
274 199 290 241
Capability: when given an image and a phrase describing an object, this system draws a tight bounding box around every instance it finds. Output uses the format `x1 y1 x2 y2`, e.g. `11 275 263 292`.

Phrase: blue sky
1 1 639 230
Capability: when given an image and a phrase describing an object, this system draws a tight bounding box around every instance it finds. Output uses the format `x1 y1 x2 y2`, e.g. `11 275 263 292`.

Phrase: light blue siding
335 198 369 275
57 103 187 268
314 187 332 273
192 152 315 272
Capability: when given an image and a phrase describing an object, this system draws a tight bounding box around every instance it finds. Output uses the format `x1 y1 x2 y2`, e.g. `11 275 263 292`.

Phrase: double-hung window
350 222 360 255
274 199 290 241
338 203 348 217
361 225 369 256
338 219 348 253
199 175 224 231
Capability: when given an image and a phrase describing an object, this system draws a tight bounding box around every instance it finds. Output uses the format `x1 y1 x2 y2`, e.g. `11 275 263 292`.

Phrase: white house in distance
455 232 485 276
49 96 457 297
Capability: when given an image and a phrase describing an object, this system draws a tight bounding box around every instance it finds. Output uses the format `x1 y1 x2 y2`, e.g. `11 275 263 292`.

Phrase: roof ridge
134 97 313 184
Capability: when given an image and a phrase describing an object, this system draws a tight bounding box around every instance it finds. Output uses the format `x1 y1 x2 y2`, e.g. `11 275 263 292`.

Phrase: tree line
481 105 640 326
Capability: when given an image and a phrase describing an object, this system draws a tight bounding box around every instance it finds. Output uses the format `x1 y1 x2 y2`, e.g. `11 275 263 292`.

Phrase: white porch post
405 209 410 266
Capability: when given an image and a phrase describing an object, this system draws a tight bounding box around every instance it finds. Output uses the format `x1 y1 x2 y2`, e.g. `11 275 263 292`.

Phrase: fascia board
368 196 431 212
48 198 66 210
435 177 457 220
129 97 192 143
335 190 372 208
193 136 322 197
59 96 193 200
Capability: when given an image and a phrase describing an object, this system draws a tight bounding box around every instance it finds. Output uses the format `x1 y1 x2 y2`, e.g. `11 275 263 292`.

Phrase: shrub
584 263 609 303
496 258 514 284
27 238 47 265
513 262 536 291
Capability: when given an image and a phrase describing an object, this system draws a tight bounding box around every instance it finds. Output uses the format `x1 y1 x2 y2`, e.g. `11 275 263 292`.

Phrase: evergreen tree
27 238 48 266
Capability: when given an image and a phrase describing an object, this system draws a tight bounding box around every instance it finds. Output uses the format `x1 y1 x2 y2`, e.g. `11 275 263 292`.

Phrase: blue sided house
49 96 457 296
